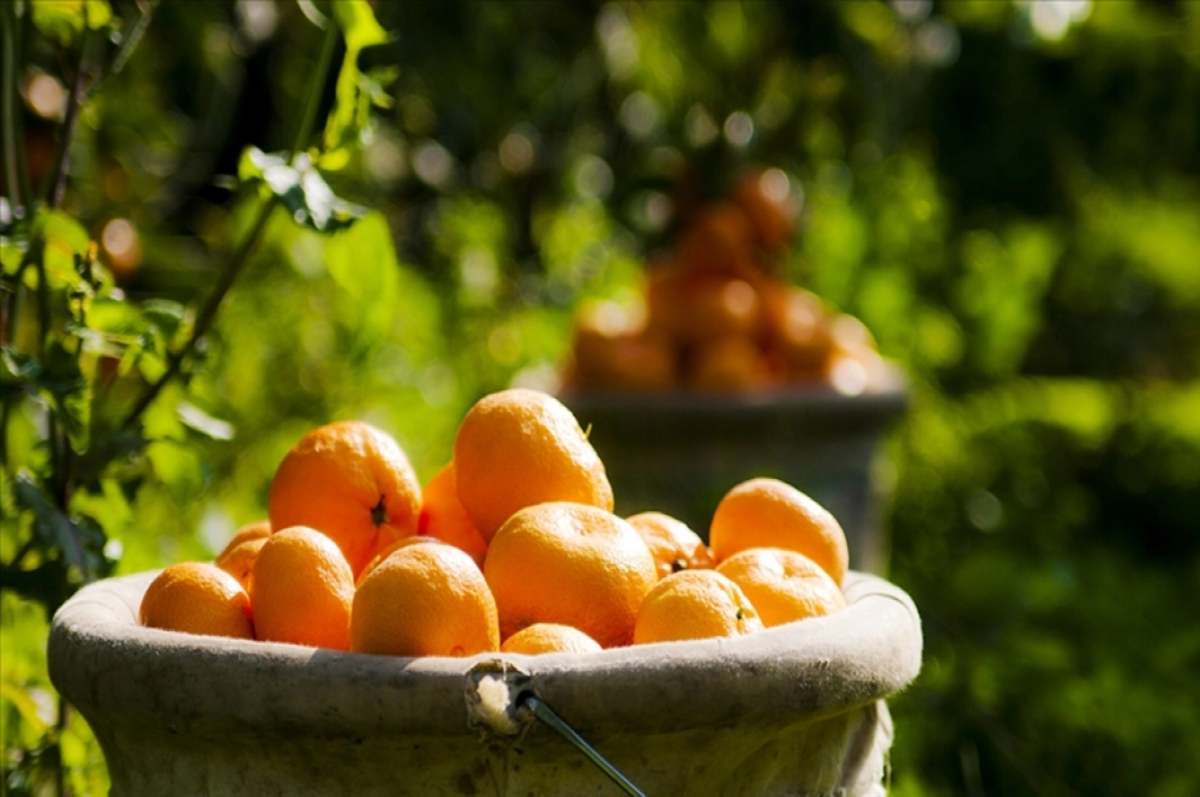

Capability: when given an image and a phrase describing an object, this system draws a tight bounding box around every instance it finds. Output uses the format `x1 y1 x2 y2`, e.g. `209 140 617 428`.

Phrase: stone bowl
49 568 921 796
561 369 910 574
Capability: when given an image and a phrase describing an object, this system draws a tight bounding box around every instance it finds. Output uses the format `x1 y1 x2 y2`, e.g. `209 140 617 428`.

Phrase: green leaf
142 298 188 347
176 402 234 441
145 440 203 503
238 147 367 232
322 1 398 165
2 342 92 453
40 340 92 454
2 239 27 276
13 472 106 583
0 682 50 738
324 211 399 340
70 479 133 541
30 0 113 46
84 296 147 336
72 431 146 486
32 210 91 291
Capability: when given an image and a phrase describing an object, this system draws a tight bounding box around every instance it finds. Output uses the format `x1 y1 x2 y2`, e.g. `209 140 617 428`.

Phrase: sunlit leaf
145 440 204 504
322 0 398 165
13 472 100 581
70 479 132 551
84 296 148 337
142 383 185 441
142 299 188 345
41 340 92 454
28 210 93 294
30 0 113 46
3 342 92 453
2 240 27 276
324 211 399 339
238 147 366 232
176 402 234 441
0 681 49 743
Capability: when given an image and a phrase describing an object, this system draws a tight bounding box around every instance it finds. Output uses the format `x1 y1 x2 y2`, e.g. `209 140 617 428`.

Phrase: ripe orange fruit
139 562 254 640
351 543 499 658
453 389 614 541
215 519 272 594
687 277 763 344
823 314 889 395
715 547 846 627
251 526 356 651
708 478 849 586
356 535 446 586
633 569 763 645
760 284 834 379
571 329 677 392
732 167 799 252
625 511 714 580
676 201 756 275
648 271 762 347
500 623 603 655
418 463 488 568
483 502 657 648
687 335 773 392
267 421 421 578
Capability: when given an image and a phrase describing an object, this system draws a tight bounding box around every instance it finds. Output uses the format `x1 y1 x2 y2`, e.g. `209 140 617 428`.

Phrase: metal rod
521 694 646 797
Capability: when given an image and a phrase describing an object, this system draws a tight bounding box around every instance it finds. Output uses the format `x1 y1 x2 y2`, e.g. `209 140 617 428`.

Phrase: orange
453 389 614 541
649 271 763 347
356 535 446 586
823 314 889 395
250 526 356 651
676 201 757 275
633 569 763 645
687 335 774 392
500 623 603 655
760 284 834 379
732 168 799 251
268 421 421 578
351 543 499 657
683 276 764 345
483 502 657 648
708 478 849 586
418 463 488 568
571 329 677 392
625 511 714 580
644 260 688 339
716 547 846 627
215 519 272 594
139 562 254 640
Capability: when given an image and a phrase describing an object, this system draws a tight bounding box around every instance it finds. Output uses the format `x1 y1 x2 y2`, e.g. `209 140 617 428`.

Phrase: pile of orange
141 388 850 656
562 167 889 395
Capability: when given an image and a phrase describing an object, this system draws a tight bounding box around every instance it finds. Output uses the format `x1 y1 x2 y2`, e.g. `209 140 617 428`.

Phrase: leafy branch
3 1 402 792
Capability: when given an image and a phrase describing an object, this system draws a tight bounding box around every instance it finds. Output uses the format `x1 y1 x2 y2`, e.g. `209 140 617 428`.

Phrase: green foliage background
3 1 1199 795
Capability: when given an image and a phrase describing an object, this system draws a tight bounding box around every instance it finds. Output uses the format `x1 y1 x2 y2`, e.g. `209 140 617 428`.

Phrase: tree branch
42 29 98 210
119 194 278 430
292 17 340 157
2 0 31 213
120 13 344 431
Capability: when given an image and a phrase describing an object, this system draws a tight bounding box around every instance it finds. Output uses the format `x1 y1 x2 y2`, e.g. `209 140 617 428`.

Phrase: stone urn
561 370 909 574
49 568 921 796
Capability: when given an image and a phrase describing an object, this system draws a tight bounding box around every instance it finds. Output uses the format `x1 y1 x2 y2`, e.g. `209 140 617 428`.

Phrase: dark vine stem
118 196 277 430
108 0 158 78
43 28 97 210
120 17 342 432
1 0 29 212
293 16 340 156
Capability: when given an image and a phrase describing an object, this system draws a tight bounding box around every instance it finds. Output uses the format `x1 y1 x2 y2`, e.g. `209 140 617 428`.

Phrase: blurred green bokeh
3 1 1199 794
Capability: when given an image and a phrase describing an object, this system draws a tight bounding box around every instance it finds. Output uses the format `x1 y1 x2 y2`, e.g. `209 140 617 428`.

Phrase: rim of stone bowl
48 568 922 740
